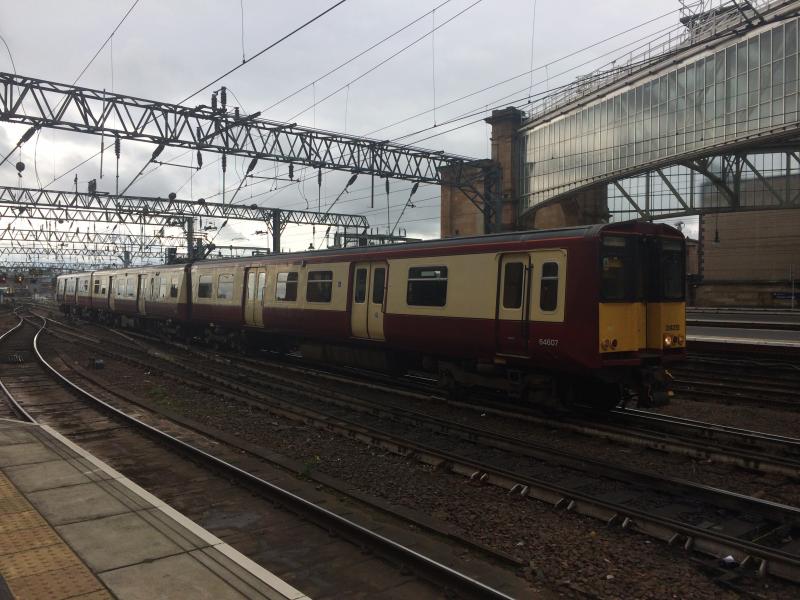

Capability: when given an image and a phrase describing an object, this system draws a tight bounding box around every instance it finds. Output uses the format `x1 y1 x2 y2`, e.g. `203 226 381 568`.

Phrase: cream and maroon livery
57 222 686 409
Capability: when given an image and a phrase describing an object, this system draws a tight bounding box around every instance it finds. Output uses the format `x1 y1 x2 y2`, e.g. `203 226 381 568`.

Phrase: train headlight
664 335 673 347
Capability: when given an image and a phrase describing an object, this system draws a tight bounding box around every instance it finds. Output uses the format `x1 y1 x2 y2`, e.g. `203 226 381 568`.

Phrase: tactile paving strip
0 473 112 600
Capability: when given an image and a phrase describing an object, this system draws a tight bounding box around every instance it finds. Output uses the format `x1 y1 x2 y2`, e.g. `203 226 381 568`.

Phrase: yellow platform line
0 472 113 600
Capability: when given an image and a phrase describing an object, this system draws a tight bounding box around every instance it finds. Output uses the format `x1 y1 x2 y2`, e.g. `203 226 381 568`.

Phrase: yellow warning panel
0 473 111 600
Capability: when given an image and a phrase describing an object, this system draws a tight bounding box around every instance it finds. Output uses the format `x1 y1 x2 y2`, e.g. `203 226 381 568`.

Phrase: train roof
58 221 682 275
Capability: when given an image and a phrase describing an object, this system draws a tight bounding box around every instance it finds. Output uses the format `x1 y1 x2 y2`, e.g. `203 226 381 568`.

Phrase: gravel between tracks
51 338 800 600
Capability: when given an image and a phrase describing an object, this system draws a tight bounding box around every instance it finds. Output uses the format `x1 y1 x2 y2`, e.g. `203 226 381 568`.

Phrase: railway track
669 354 800 410
0 310 523 600
37 313 800 585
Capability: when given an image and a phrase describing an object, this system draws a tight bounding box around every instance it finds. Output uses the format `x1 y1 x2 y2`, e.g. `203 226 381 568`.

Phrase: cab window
198 275 213 298
276 272 298 301
660 239 685 301
407 267 447 307
307 270 333 303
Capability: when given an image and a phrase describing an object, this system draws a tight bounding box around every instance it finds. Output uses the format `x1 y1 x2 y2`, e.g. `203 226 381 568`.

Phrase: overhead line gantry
0 73 496 240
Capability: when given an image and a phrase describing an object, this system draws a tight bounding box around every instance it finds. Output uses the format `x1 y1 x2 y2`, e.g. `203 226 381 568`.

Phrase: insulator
19 125 37 144
246 157 258 174
385 179 390 195
211 92 218 111
234 107 240 119
220 87 227 109
410 181 420 196
347 172 358 187
221 154 227 173
151 144 165 160
15 161 25 173
289 164 294 180
114 135 121 158
317 168 322 187
196 150 203 169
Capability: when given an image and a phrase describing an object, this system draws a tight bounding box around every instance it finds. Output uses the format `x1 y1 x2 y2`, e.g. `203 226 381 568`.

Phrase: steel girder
603 148 800 222
0 246 166 259
0 185 368 229
0 259 117 271
0 72 477 185
0 227 191 248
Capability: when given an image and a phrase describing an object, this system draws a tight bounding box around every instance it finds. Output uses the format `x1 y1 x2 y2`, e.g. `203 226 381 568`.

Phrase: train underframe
63 305 670 411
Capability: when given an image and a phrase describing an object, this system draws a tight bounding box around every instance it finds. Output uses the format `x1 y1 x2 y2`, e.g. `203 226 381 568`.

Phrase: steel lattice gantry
0 259 117 272
0 72 497 230
0 246 166 260
0 185 369 254
0 227 190 247
0 228 200 266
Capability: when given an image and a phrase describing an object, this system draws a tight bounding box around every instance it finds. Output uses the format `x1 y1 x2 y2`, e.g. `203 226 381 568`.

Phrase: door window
372 268 386 304
257 272 266 301
247 272 256 301
502 263 524 309
540 262 559 312
354 268 367 303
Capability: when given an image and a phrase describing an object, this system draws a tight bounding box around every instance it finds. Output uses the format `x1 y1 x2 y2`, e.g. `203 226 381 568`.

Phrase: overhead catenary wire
127 4 682 211
192 10 685 210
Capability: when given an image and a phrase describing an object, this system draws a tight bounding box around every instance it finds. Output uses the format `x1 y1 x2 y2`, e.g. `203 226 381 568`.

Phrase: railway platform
687 325 800 350
0 417 309 600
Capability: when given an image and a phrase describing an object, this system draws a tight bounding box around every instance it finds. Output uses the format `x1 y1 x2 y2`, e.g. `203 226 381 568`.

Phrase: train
56 221 687 410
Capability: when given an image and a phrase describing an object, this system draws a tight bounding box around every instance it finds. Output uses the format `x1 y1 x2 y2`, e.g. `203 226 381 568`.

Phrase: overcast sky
0 0 689 261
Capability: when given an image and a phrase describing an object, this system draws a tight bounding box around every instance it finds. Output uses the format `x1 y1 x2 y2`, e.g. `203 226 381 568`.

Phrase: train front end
596 222 686 406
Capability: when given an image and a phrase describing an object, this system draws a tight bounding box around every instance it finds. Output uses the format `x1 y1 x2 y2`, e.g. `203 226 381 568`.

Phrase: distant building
694 207 800 307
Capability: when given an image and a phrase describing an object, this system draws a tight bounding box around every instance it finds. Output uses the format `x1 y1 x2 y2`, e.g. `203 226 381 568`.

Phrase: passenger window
257 272 266 301
372 268 385 304
93 280 100 294
126 278 135 298
150 278 157 300
354 268 367 303
159 278 167 299
198 275 213 299
276 272 298 301
407 267 447 307
307 270 333 303
217 274 234 300
540 262 559 312
170 278 179 298
502 263 524 309
247 273 256 301
101 280 107 295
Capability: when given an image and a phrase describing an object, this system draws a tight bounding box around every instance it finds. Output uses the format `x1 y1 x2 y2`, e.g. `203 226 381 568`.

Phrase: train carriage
56 221 686 409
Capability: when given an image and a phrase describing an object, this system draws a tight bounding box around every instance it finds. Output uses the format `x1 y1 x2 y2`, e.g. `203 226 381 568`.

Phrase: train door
244 267 267 326
109 276 116 310
137 275 147 314
495 254 530 357
350 262 387 341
